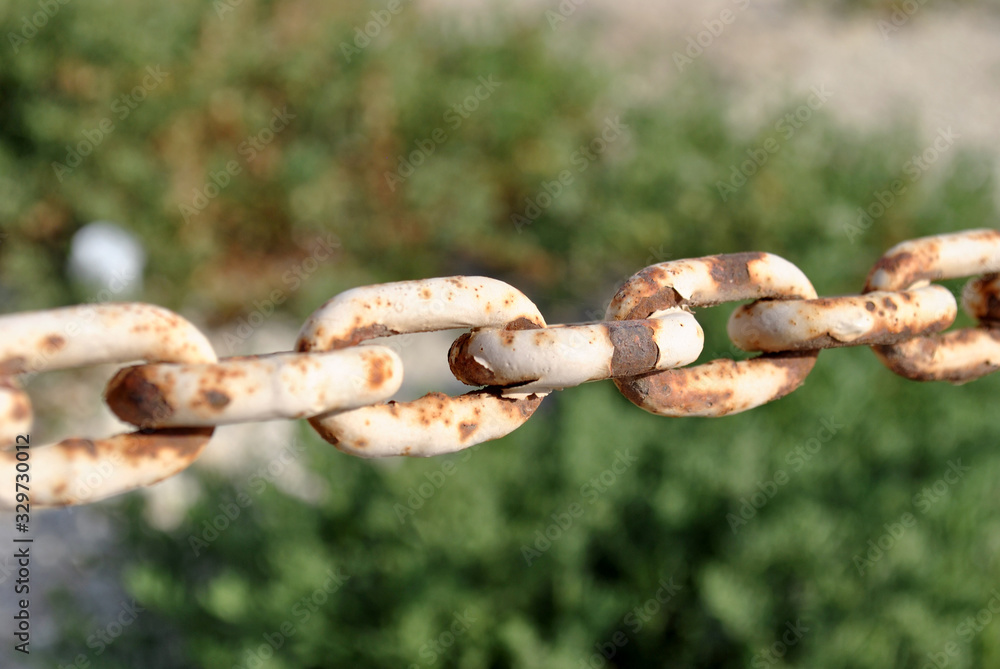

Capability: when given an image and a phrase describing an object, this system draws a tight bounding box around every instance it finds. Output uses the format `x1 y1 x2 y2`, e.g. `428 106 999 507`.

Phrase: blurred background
3 0 1000 666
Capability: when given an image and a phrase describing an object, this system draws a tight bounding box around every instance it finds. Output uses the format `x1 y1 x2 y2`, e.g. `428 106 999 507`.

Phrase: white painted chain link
4 229 1000 509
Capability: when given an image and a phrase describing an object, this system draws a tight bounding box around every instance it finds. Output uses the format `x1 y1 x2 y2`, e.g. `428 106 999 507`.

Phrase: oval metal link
0 377 31 445
104 348 404 428
606 252 819 417
447 310 704 395
961 273 1000 323
727 286 956 352
296 277 547 457
0 304 218 508
863 229 1000 382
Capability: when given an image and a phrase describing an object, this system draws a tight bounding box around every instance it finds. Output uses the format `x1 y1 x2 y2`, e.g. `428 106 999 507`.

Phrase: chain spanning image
2 228 999 510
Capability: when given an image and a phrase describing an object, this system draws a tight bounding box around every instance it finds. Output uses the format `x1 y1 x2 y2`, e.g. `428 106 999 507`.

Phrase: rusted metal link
105 348 403 428
447 310 704 395
864 229 1000 382
296 277 547 457
0 377 31 445
0 304 218 508
606 252 819 417
961 274 1000 323
727 286 957 352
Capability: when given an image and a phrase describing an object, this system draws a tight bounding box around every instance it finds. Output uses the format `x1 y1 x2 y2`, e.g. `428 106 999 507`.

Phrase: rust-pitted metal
0 429 214 508
296 276 545 352
864 229 1000 292
606 253 819 417
728 286 957 352
0 303 218 509
447 309 704 395
105 348 403 428
296 277 548 456
962 274 1000 323
7 230 1000 510
0 377 31 445
616 353 818 417
607 252 816 321
309 390 544 458
867 329 1000 382
863 229 1000 382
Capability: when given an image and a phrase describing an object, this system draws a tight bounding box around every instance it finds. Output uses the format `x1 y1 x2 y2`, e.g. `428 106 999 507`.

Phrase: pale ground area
425 0 1000 159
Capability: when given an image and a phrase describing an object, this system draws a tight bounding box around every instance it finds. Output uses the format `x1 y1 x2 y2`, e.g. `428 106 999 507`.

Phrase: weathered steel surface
448 310 704 394
0 303 218 508
728 286 956 351
606 253 819 417
864 230 1000 382
105 348 403 428
296 277 547 456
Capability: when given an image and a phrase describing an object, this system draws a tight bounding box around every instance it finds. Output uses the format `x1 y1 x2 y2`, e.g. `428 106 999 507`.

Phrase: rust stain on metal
448 332 498 386
367 354 391 390
59 437 99 459
105 368 175 428
0 357 27 375
608 321 659 377
615 352 817 416
873 328 1000 382
614 266 686 320
42 334 66 353
759 352 820 399
708 251 761 287
458 421 479 440
865 251 920 290
10 398 28 421
201 389 230 409
118 428 213 465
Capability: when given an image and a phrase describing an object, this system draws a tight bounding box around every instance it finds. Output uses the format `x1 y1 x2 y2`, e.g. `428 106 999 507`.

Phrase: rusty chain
3 229 1000 509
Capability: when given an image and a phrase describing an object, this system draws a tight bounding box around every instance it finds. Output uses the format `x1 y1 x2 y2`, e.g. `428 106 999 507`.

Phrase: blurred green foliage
4 0 1000 668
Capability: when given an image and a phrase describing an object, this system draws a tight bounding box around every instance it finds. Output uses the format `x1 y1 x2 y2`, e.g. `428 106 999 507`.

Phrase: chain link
2 230 997 508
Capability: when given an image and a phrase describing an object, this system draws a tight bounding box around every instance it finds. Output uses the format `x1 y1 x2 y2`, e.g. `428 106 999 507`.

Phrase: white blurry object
67 222 146 297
